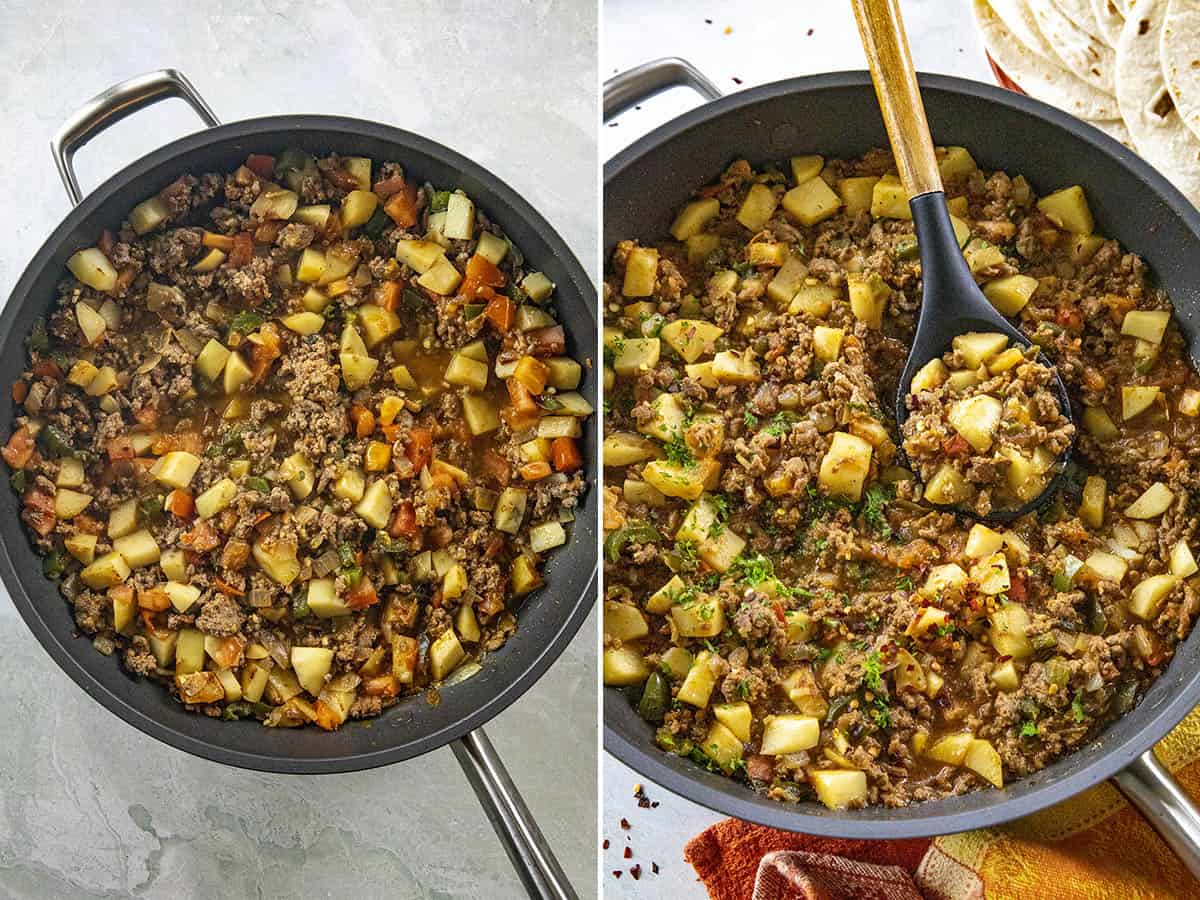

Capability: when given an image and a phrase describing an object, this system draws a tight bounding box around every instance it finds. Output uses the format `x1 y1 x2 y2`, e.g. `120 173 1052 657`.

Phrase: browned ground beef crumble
602 147 1200 809
5 150 590 729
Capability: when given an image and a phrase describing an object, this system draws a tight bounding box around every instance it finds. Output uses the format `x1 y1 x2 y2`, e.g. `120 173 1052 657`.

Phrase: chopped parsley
673 539 700 572
896 575 914 591
861 650 884 693
868 697 891 729
663 433 696 468
230 310 265 333
737 678 753 700
861 483 893 538
732 552 774 586
743 411 759 429
1020 720 1040 738
1072 691 1086 723
765 411 799 437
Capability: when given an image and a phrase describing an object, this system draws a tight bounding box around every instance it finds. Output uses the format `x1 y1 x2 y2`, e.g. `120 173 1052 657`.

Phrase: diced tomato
229 232 254 268
389 500 418 538
429 472 458 493
106 436 136 461
381 423 402 443
484 293 515 332
1008 571 1028 604
528 325 566 357
208 635 244 668
115 266 136 295
460 255 506 301
21 489 56 536
406 427 433 473
32 359 62 379
350 405 375 438
383 181 419 228
551 437 582 473
137 587 171 611
506 378 539 415
371 175 406 200
1056 307 1083 330
212 577 244 597
244 154 276 178
519 461 552 481
109 584 134 607
480 449 511 485
164 489 194 520
375 281 401 311
74 514 103 535
314 700 343 731
2 427 36 469
248 323 281 382
501 407 540 434
11 381 26 404
180 520 220 552
942 434 970 457
346 576 379 610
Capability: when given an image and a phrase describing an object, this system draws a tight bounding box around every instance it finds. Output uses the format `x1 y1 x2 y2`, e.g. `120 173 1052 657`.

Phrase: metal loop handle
50 68 219 206
603 57 722 121
1111 749 1200 880
452 728 578 900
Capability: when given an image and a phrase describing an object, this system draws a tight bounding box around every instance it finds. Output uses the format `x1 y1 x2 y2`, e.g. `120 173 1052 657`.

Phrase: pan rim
603 69 1200 836
2 113 598 774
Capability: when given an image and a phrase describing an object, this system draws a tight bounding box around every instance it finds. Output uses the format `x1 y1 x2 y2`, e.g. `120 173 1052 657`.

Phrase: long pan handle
51 68 219 206
603 57 721 121
1111 749 1200 879
452 728 578 900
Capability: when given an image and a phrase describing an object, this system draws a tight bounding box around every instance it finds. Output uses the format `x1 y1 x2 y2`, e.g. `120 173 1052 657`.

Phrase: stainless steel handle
50 68 219 206
452 728 578 900
1111 748 1200 880
603 57 722 121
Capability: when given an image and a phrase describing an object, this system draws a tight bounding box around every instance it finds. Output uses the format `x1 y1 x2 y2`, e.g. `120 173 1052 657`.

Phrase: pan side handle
50 69 220 206
1111 748 1200 880
603 57 722 121
451 728 579 900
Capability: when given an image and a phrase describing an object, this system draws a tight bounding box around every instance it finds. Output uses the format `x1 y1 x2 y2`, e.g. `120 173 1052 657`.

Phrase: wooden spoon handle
851 0 943 198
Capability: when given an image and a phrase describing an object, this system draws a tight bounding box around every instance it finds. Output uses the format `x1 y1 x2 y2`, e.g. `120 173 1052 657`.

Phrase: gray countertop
601 1 990 896
0 2 598 897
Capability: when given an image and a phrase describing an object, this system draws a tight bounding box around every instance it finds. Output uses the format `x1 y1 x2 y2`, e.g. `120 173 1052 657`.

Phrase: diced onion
1085 671 1104 692
248 586 274 608
313 549 341 576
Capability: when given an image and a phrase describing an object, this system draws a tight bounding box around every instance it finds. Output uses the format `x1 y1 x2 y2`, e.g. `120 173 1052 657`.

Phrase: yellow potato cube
837 175 879 217
760 715 820 755
736 183 779 231
817 432 873 502
782 177 843 226
623 246 659 298
670 198 720 240
870 174 910 219
809 770 868 810
153 451 201 489
1037 185 1094 234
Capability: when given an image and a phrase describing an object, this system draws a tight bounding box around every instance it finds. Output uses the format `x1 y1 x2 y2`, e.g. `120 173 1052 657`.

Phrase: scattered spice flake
624 847 633 859
631 864 643 880
807 28 814 36
620 817 631 830
612 870 622 879
705 18 713 24
732 77 743 85
652 862 660 874
603 839 610 850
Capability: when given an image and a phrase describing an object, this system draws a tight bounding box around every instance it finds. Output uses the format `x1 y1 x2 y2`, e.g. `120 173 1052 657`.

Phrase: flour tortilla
1160 0 1200 143
1029 0 1118 93
974 0 1121 120
1089 0 1127 46
990 0 1058 60
1087 117 1136 146
1051 0 1110 45
1115 0 1200 201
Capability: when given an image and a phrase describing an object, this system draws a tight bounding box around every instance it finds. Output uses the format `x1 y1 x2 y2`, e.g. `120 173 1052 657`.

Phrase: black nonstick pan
603 59 1200 876
1 69 597 900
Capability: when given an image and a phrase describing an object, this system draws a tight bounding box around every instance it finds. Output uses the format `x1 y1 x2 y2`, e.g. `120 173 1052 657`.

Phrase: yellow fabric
924 707 1200 899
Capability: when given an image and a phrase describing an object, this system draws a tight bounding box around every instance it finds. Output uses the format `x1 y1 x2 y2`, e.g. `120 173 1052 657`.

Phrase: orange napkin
686 707 1200 899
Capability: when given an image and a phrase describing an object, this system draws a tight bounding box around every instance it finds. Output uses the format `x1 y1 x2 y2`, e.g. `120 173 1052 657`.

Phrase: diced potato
910 358 949 393
643 576 683 616
54 489 91 519
782 177 842 226
987 347 1025 375
766 254 807 307
494 487 528 534
1125 482 1174 519
443 192 475 240
964 239 1005 273
947 195 969 217
637 392 687 443
394 240 445 274
195 478 238 520
106 499 138 540
164 581 201 613
964 738 1004 787
711 349 760 383
713 702 752 743
622 246 659 298
68 249 118 292
341 189 379 228
252 537 300 586
953 332 1009 368
427 629 466 682
643 458 721 500
670 198 720 240
817 432 873 502
1172 541 1199 578
543 357 582 391
991 660 1019 692
989 603 1032 658
809 770 868 810
938 146 977 179
74 301 109 345
66 359 99 389
1129 574 1179 620
748 242 788 267
760 715 820 755
1122 310 1170 345
701 722 744 772
65 533 97 565
624 478 666 509
529 520 567 553
736 183 779 231
837 175 879 217
950 215 971 247
84 365 118 397
468 232 508 267
223 351 253 394
292 204 331 229
551 392 594 417
305 578 349 618
1082 405 1119 440
603 646 650 685
788 282 841 318
1037 185 1094 234
1122 385 1161 420
948 394 1002 452
846 273 889 329
440 563 468 600
946 370 982 392
906 606 950 639
1084 550 1127 584
1078 475 1106 528
80 551 130 589
353 306 400 348
926 732 974 766
603 432 659 466
660 319 723 363
923 563 968 598
292 247 326 283
612 337 661 377
354 480 394 529
128 195 171 235
196 339 232 380
417 256 463 295
790 155 824 184
291 647 334 696
154 451 201 489
677 650 719 707
669 595 724 637
113 529 160 568
684 232 721 265
279 452 315 500
871 174 910 219
340 352 379 391
970 552 1010 595
1180 389 1200 417
965 524 1004 559
604 600 649 642
445 353 489 392
924 464 971 505
462 394 501 435
812 325 844 363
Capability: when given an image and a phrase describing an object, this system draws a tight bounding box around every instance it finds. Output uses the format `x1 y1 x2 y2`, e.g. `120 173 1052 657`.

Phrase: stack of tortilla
972 0 1200 205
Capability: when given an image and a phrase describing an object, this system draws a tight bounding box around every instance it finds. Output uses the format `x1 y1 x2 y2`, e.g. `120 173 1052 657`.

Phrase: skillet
603 59 1200 876
1 69 598 900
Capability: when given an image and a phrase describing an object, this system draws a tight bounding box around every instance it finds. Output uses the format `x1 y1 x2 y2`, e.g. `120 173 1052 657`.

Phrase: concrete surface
0 1 598 898
601 1 991 895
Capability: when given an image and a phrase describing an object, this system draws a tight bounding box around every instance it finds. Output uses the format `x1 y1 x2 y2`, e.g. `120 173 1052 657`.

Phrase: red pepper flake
807 27 814 36
630 864 642 880
620 818 631 830
602 839 609 850
732 76 743 85
624 847 632 859
612 871 622 879
652 862 660 874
